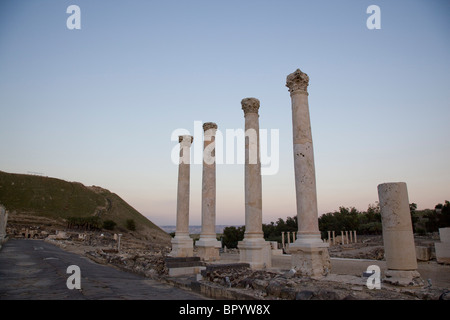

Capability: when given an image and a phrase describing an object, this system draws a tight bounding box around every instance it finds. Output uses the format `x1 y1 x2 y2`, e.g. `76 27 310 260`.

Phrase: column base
169 236 194 258
384 270 423 287
196 237 221 262
289 237 331 277
238 237 272 269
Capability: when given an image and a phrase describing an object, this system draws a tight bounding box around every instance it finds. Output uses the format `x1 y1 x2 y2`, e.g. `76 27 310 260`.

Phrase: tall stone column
286 69 330 277
378 182 422 286
197 122 221 261
169 135 194 257
238 98 272 269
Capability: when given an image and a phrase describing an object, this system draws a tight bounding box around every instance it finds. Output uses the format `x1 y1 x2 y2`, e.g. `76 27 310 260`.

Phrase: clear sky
1 0 449 227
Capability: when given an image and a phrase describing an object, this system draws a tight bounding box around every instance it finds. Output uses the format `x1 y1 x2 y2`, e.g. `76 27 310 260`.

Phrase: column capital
178 135 193 145
286 68 309 96
203 122 218 132
241 98 260 115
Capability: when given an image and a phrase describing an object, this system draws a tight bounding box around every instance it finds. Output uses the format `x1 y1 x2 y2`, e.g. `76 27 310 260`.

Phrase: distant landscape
160 225 241 235
0 170 170 245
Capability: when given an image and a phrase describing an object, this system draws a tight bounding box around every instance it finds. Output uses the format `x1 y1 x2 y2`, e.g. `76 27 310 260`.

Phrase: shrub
67 216 101 230
103 220 116 230
126 219 136 231
222 226 245 249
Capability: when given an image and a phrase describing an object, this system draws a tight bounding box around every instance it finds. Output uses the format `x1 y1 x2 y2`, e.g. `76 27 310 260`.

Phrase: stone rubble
198 264 446 300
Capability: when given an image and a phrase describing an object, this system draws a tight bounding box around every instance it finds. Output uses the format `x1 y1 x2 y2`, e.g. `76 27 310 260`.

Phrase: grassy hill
0 171 170 244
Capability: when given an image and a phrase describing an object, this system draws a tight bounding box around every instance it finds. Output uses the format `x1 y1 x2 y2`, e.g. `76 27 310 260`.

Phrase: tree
318 204 383 235
440 200 450 227
222 226 245 249
410 203 419 232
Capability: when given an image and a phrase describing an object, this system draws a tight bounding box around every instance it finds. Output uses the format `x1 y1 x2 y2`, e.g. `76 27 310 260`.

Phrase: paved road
0 239 205 300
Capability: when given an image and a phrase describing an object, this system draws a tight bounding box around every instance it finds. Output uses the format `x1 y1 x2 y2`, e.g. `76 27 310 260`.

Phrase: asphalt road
0 239 205 300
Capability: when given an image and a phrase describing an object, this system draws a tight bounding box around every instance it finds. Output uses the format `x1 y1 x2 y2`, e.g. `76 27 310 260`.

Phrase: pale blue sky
1 0 449 226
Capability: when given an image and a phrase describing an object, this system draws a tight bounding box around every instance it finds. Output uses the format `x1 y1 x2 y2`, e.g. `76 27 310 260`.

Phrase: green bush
222 226 245 249
103 220 117 230
126 219 136 231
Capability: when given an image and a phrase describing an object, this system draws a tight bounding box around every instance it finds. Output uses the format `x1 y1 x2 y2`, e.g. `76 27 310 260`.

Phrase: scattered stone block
435 228 450 265
415 246 431 261
280 287 296 300
295 290 314 300
251 279 269 291
165 257 205 276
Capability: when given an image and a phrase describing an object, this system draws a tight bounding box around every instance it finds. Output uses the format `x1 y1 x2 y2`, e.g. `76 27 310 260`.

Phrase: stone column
286 231 291 248
170 135 194 257
286 68 330 276
327 231 331 244
281 231 285 250
349 231 353 243
378 182 422 286
197 122 221 261
0 204 8 246
238 98 272 269
354 231 357 243
345 231 349 245
332 231 336 245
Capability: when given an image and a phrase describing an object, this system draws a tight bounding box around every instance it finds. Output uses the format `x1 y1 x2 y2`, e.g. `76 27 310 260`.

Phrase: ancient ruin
169 135 194 258
196 122 221 261
238 98 272 269
0 204 8 248
435 227 450 264
285 69 330 276
377 182 422 286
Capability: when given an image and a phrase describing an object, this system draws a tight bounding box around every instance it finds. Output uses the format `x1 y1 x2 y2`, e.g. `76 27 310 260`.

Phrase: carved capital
203 122 218 132
241 98 260 115
286 69 309 95
178 135 193 145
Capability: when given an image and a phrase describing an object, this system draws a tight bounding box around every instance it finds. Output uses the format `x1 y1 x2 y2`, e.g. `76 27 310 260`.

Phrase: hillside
0 171 170 245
